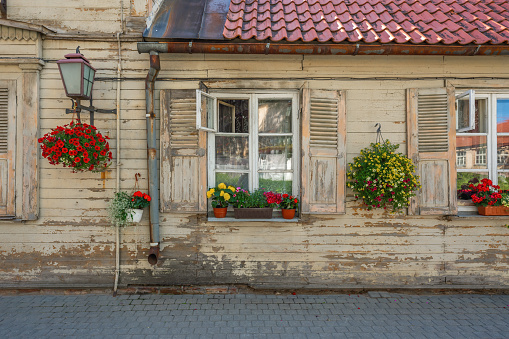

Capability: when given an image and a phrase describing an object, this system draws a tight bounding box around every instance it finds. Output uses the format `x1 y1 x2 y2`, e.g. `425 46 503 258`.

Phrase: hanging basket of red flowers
38 121 112 172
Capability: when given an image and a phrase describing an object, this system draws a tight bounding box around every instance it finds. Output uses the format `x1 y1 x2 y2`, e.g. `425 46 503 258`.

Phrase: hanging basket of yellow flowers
347 140 421 212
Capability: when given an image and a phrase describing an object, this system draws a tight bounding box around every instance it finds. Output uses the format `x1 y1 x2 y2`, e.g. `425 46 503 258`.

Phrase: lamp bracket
66 98 116 126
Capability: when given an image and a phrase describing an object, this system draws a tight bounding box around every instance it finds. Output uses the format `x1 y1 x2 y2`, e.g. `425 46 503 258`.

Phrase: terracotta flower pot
477 205 509 216
281 209 296 219
213 207 228 218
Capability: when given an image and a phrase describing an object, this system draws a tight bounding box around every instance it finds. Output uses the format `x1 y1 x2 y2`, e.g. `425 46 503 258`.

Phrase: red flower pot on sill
478 206 509 216
281 209 296 219
213 207 227 218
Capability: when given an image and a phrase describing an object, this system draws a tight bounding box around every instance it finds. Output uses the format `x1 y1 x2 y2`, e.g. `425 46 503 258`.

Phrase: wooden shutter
407 87 457 215
301 89 346 214
0 82 15 217
160 89 207 213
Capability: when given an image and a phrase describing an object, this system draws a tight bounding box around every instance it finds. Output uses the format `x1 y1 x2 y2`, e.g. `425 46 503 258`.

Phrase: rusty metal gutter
138 41 509 56
146 51 161 265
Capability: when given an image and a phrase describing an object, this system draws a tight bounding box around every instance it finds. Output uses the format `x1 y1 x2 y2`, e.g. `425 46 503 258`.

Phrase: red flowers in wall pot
38 121 112 172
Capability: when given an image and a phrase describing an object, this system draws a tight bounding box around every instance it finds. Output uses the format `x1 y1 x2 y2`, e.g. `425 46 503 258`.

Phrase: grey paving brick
1 293 509 338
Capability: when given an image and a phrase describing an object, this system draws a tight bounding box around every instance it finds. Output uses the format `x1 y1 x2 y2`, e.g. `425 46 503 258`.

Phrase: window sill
453 212 509 219
207 217 299 223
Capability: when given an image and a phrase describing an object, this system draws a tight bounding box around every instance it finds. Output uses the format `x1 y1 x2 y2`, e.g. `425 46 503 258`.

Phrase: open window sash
456 89 475 132
196 90 218 132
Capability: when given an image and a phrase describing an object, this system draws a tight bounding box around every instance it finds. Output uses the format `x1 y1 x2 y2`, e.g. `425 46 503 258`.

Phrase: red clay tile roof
223 0 509 45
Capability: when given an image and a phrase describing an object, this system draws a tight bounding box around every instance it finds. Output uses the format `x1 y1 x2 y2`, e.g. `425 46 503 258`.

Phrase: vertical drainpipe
146 51 160 265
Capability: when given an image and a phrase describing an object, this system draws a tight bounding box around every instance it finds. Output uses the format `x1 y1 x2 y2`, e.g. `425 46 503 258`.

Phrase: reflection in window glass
218 101 235 133
460 99 488 134
258 136 292 170
215 136 249 171
497 147 509 169
258 100 292 133
457 172 489 199
456 151 466 167
456 136 487 169
475 147 486 165
497 99 509 133
259 173 293 194
200 93 215 130
215 172 249 189
498 173 509 190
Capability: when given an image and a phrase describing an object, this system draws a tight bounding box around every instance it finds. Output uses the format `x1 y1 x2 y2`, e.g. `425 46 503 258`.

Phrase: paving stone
1 293 509 337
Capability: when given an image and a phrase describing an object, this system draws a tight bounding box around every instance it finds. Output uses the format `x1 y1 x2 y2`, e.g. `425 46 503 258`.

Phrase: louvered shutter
301 89 346 214
407 87 457 215
0 82 15 216
160 89 207 212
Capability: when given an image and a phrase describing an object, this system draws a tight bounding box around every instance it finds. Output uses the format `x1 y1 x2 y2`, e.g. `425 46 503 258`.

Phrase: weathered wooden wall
0 1 508 289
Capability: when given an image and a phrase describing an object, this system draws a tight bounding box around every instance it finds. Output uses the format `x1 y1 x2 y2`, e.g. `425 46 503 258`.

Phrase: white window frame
204 91 300 195
456 91 509 202
196 89 217 132
456 89 475 132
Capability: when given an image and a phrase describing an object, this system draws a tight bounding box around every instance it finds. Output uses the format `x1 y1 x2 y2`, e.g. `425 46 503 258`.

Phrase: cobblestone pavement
1 292 508 338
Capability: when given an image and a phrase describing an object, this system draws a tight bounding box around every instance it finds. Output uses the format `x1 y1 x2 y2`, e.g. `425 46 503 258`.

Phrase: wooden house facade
0 0 508 290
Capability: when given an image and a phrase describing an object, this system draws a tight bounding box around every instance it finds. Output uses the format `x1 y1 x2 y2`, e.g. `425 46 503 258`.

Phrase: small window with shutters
205 92 299 197
0 81 15 217
160 88 347 217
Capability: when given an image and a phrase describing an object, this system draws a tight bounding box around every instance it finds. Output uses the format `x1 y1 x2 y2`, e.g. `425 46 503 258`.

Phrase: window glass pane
215 172 249 189
218 99 248 133
456 135 488 169
259 173 293 194
258 99 292 133
258 136 292 170
456 95 471 131
498 173 509 190
457 172 489 200
460 98 488 134
215 136 249 170
59 63 82 95
218 101 234 133
497 140 509 169
199 93 215 130
497 99 509 133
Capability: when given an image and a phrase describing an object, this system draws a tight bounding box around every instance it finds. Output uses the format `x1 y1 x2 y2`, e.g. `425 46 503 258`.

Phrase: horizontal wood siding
0 32 508 288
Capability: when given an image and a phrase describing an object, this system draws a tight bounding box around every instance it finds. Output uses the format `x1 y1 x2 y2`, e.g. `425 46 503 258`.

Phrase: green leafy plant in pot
108 190 151 226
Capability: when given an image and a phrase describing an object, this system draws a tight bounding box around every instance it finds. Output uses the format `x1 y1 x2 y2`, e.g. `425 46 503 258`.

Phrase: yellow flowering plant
206 182 235 208
347 140 421 212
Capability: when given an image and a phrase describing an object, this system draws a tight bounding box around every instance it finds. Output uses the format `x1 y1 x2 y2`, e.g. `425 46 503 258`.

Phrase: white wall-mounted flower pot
126 209 143 223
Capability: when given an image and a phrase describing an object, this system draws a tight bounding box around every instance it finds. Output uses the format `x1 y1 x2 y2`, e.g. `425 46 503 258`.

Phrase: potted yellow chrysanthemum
206 183 235 218
347 140 420 213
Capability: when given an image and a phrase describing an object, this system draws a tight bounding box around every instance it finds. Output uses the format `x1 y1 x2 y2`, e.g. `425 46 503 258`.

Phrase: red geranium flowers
470 178 504 206
38 121 112 172
131 191 151 209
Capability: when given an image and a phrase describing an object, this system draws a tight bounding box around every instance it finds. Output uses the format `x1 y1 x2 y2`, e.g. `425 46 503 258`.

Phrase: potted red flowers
108 190 151 226
279 194 299 219
38 121 112 172
470 178 509 216
128 191 152 222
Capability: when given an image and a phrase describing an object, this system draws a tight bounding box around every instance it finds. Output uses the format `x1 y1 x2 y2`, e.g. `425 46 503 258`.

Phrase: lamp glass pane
83 65 90 97
59 63 82 96
84 66 95 97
